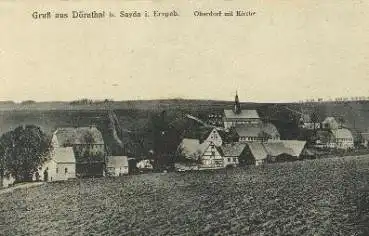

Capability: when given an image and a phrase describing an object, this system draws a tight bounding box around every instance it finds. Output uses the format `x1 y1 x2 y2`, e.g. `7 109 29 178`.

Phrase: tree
0 125 52 182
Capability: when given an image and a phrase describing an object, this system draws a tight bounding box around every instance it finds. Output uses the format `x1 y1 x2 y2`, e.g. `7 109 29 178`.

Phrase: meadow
1 155 369 235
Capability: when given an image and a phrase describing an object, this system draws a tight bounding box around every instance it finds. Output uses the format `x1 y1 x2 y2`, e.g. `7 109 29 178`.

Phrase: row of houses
2 126 131 187
176 137 306 170
176 93 307 170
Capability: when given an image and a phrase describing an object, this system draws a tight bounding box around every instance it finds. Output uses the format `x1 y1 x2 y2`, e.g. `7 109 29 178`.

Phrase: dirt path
0 182 45 196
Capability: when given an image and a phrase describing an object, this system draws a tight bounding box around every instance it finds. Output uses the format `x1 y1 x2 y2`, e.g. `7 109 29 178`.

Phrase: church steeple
234 91 241 114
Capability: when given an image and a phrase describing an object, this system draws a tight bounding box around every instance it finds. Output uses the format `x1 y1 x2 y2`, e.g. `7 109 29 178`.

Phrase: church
223 92 261 129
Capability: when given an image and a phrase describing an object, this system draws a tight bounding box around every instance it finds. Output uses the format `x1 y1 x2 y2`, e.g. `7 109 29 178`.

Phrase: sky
1 0 369 103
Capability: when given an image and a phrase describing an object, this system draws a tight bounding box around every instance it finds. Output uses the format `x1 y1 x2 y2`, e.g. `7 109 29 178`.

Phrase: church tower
233 91 241 114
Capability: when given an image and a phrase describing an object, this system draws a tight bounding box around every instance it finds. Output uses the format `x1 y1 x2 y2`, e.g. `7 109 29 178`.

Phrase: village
1 93 368 189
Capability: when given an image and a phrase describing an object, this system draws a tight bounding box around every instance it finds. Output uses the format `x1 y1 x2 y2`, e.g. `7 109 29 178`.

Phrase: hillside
1 156 368 235
1 99 369 157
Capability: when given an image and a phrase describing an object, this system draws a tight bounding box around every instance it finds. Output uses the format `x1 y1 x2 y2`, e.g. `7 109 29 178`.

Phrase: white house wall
200 145 224 169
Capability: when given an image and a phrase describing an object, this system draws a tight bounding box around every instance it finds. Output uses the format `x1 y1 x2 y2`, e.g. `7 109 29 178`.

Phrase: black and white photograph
1 0 369 235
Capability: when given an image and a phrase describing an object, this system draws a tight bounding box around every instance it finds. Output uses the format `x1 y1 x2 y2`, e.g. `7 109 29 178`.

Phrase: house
280 140 307 158
51 126 105 177
204 128 224 147
223 93 261 129
263 140 306 162
34 147 76 182
183 127 224 147
332 128 354 150
220 143 245 167
183 126 239 146
322 117 340 130
178 138 224 169
244 142 268 166
235 125 266 143
263 142 295 162
106 156 129 176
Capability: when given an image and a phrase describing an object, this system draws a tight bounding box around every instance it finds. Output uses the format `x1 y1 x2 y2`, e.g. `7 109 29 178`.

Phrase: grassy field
1 156 369 236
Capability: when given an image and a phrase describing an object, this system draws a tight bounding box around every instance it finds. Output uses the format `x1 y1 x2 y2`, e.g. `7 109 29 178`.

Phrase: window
56 168 58 174
65 168 68 174
228 158 231 162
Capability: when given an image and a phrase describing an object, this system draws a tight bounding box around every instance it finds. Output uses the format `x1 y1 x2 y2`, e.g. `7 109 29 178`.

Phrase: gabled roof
106 156 128 167
53 126 104 146
263 142 294 157
280 140 306 156
224 109 260 119
52 147 76 163
235 125 263 137
332 128 353 140
247 143 268 161
221 143 246 157
183 127 226 144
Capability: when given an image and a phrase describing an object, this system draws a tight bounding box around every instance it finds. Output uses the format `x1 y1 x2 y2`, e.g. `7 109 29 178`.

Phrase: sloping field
1 156 369 235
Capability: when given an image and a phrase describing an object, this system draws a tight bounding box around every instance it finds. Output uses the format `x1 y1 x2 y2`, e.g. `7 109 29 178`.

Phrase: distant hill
1 99 369 157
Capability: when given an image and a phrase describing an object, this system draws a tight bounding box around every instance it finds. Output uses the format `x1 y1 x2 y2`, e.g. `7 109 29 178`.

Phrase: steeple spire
234 91 241 114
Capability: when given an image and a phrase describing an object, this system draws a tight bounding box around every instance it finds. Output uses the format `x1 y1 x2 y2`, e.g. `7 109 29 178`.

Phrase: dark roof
221 143 246 157
224 109 260 119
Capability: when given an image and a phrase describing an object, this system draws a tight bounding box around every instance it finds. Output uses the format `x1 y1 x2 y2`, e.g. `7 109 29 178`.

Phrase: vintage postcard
0 0 369 235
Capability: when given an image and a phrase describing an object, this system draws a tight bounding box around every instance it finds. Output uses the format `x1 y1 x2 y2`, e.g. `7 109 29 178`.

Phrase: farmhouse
223 93 261 129
332 128 354 150
244 142 268 166
106 156 129 176
281 140 307 158
220 143 245 167
178 138 224 169
258 140 306 163
51 126 105 177
204 128 224 147
34 147 76 182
